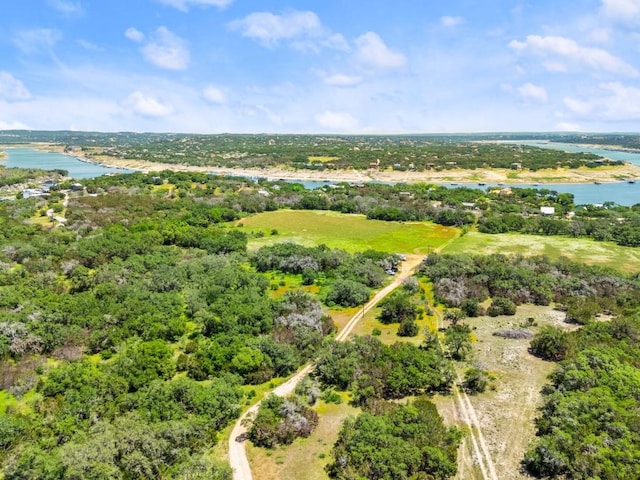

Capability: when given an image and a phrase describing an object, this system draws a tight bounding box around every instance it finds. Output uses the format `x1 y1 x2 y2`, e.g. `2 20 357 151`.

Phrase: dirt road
228 254 425 480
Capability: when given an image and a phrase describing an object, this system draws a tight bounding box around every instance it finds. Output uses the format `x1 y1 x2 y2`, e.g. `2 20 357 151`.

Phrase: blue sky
1 0 639 133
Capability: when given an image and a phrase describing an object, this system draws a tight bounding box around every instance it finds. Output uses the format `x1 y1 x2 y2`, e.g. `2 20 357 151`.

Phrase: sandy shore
83 155 640 185
8 143 640 185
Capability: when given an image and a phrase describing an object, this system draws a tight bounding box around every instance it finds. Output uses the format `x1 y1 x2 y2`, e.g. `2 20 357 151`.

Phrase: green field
238 210 459 253
444 231 640 273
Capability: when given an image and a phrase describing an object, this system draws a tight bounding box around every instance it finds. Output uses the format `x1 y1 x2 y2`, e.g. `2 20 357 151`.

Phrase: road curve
228 254 425 480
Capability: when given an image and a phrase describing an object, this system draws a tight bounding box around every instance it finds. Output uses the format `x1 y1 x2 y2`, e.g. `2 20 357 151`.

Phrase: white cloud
0 120 30 130
13 29 62 54
48 0 83 16
229 10 325 48
0 72 31 101
125 27 145 43
600 0 640 23
123 91 173 117
140 27 190 70
155 0 233 12
315 111 358 131
77 39 103 51
203 85 226 104
517 82 548 103
564 82 640 121
322 73 363 87
556 122 581 131
355 32 406 69
509 35 638 77
440 16 465 27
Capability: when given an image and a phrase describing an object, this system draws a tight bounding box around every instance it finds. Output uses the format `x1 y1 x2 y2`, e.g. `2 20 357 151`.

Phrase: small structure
540 206 555 216
22 188 46 199
71 182 83 191
511 162 522 170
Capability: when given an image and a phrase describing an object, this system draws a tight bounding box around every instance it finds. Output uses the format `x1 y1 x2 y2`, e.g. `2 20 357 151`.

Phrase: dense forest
1 162 639 479
525 315 640 479
0 171 404 478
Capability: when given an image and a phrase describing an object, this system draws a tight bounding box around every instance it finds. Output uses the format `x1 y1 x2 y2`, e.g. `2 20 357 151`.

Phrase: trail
434 306 498 480
228 254 425 480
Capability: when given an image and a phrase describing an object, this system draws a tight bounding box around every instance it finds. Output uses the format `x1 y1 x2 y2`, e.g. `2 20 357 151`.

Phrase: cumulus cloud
0 72 31 101
509 35 638 77
123 91 173 117
203 85 226 104
440 16 465 27
517 82 548 103
600 0 640 23
155 0 233 12
322 73 363 87
125 27 145 42
13 29 62 54
355 32 406 69
139 27 190 70
315 111 358 131
47 0 83 16
564 82 640 121
229 10 323 47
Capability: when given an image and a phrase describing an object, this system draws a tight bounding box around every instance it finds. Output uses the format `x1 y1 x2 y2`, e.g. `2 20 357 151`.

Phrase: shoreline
4 143 640 186
78 154 640 186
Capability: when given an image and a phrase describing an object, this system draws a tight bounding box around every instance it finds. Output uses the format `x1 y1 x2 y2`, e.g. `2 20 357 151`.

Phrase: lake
504 140 640 165
1 147 132 178
2 146 639 206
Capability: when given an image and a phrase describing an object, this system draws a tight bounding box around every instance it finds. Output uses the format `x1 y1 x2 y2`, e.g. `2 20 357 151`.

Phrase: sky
1 0 640 133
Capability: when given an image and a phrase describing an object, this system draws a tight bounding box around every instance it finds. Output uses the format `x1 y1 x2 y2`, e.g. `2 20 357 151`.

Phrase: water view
2 147 132 179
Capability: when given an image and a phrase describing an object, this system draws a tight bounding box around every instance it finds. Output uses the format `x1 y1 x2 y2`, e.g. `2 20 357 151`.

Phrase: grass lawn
239 210 458 254
443 231 640 273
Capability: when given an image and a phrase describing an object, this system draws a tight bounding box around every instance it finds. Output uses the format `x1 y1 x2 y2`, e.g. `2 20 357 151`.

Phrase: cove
2 147 133 179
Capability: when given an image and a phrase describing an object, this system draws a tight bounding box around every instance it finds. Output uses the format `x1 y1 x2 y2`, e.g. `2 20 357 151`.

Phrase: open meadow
444 231 640 273
239 210 459 254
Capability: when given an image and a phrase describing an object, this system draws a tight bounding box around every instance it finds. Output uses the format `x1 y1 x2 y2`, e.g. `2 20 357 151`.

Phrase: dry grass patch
433 305 577 480
246 397 358 480
444 231 640 273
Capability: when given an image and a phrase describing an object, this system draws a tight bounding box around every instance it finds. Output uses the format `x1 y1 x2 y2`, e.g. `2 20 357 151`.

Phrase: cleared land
239 210 458 254
444 231 640 273
433 305 578 480
246 398 358 480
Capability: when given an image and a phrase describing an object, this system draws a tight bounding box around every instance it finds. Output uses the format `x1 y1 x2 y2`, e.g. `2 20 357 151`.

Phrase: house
462 202 477 209
511 162 523 170
540 206 555 216
71 183 83 191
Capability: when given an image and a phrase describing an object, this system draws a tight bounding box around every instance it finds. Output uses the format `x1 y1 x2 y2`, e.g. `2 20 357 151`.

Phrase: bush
325 279 370 307
487 297 516 317
463 368 490 394
529 326 570 361
397 319 419 337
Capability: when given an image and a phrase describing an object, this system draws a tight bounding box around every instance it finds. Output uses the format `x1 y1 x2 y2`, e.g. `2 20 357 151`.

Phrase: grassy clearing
444 231 640 273
239 210 458 254
432 305 576 480
246 395 358 480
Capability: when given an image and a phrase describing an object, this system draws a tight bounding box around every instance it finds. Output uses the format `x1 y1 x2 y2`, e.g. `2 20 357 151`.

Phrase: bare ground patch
433 305 571 480
246 398 358 480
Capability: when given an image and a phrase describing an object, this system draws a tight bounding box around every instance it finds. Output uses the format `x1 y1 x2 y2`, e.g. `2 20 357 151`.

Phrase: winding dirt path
228 255 425 480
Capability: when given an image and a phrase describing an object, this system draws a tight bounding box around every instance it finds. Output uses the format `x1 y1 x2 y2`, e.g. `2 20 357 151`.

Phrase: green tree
444 324 472 361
